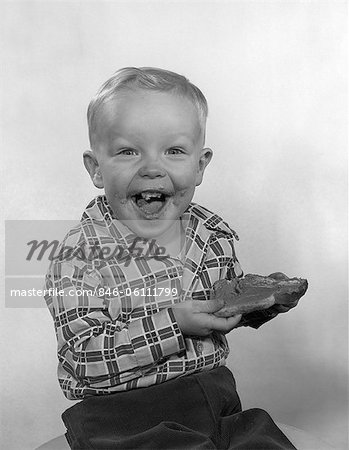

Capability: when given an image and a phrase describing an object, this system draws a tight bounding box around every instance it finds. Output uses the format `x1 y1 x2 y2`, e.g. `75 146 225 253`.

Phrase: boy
45 67 296 449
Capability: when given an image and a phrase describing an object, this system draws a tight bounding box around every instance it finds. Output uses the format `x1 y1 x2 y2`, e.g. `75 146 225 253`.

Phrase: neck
155 220 185 258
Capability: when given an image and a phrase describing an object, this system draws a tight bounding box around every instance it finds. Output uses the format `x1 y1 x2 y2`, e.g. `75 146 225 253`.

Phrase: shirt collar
81 195 239 245
182 202 239 241
81 195 239 298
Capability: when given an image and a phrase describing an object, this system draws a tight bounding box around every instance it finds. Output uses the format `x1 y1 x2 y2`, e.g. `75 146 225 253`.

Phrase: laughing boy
45 67 296 449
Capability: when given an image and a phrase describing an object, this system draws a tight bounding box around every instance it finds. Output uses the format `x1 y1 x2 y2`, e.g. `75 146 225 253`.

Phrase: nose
138 155 166 178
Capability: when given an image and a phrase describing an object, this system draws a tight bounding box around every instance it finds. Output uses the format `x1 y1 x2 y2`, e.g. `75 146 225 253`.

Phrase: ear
195 147 213 186
83 150 104 189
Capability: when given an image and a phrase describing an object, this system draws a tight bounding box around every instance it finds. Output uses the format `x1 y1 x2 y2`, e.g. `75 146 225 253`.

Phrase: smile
131 190 171 218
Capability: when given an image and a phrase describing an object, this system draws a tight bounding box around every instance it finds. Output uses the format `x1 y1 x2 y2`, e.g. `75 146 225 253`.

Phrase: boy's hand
172 299 242 336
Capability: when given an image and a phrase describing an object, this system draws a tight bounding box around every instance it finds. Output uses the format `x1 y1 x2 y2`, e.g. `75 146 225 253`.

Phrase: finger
209 314 242 332
194 298 224 314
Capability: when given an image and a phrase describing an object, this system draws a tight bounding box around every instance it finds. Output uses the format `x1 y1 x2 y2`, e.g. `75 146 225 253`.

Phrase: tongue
136 198 164 215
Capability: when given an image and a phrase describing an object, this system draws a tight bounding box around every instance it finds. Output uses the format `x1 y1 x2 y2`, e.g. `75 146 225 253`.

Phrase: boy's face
84 89 212 238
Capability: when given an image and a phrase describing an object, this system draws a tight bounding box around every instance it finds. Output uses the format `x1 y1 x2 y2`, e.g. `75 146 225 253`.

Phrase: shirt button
197 341 203 353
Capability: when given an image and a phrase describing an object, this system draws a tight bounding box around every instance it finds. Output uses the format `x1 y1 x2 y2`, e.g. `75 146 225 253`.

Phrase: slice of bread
211 272 308 317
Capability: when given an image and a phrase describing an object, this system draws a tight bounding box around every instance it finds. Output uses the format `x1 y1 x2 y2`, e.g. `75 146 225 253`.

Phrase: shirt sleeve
44 259 185 387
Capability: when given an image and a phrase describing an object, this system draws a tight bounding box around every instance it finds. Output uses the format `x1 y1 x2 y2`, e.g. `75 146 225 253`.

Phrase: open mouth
131 190 171 217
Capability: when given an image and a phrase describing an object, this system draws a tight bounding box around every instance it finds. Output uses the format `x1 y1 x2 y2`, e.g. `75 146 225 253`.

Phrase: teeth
141 192 163 200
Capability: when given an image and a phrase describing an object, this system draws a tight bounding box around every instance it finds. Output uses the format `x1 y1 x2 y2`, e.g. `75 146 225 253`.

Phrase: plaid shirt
45 196 274 400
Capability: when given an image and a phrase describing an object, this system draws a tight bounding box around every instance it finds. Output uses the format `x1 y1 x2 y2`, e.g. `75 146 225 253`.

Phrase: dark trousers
62 366 296 450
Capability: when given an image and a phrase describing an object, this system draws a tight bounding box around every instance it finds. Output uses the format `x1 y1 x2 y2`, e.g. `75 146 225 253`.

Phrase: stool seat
36 435 69 450
36 422 333 450
277 422 333 449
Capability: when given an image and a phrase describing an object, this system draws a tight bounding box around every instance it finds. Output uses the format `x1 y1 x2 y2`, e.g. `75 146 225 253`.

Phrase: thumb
196 298 225 314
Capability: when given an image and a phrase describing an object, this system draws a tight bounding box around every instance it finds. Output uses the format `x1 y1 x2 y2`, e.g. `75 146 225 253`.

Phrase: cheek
101 168 127 195
171 171 197 204
172 178 196 200
172 162 199 188
103 181 128 206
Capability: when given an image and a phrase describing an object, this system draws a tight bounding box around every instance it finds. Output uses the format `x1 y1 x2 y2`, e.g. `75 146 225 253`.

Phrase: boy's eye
167 147 184 155
119 148 137 156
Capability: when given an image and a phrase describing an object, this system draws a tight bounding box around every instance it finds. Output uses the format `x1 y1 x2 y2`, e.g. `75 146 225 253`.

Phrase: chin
123 218 177 239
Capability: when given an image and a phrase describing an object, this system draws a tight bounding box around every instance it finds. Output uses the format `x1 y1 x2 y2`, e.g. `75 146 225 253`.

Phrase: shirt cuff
128 308 185 368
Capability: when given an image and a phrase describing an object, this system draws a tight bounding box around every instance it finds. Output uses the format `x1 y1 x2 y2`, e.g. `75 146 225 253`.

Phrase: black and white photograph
1 1 347 449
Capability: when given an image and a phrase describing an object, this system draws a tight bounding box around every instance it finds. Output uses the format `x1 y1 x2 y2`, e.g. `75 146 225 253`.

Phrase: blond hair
87 67 208 147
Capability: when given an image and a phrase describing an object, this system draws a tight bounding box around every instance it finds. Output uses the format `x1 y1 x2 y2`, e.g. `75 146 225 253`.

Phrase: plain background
1 1 347 449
